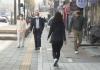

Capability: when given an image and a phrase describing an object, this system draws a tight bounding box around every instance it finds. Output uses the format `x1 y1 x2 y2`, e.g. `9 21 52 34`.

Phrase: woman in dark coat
48 12 66 67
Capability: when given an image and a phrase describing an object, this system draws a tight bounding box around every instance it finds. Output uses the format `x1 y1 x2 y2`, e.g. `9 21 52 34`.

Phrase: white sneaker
53 59 58 67
75 51 79 54
54 58 57 63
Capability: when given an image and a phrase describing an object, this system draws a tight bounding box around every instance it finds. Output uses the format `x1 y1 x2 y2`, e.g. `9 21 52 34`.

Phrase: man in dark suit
30 11 46 50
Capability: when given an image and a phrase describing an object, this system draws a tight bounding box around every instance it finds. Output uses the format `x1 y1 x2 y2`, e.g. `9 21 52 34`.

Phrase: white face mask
20 17 23 20
35 16 39 18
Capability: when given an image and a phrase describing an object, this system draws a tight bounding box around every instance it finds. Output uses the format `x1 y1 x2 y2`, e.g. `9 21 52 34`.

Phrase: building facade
87 0 100 25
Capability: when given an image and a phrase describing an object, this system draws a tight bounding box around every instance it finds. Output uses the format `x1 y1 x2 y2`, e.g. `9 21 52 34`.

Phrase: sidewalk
0 28 100 70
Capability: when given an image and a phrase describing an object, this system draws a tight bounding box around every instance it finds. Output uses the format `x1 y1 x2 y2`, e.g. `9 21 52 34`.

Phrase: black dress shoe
37 47 40 50
54 63 59 67
35 47 40 50
17 46 20 48
35 48 38 50
22 46 24 47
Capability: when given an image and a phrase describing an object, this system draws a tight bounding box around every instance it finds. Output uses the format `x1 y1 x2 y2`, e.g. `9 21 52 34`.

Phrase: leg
52 42 57 59
33 30 38 49
74 31 82 54
52 42 59 66
56 41 63 60
75 37 79 51
52 41 63 67
21 32 25 47
17 32 21 48
36 29 42 50
36 33 41 48
34 34 38 49
73 31 78 51
77 32 82 50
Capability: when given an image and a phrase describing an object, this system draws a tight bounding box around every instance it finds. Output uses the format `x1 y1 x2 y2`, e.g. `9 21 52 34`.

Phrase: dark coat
48 20 66 43
30 17 45 34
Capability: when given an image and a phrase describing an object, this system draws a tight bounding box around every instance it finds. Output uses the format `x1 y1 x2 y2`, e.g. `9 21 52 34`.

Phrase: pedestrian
17 14 27 48
47 12 66 67
30 11 46 50
69 10 86 54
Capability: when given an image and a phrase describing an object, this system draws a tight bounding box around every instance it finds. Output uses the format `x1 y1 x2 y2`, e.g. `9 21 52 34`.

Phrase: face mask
20 17 23 20
35 16 39 18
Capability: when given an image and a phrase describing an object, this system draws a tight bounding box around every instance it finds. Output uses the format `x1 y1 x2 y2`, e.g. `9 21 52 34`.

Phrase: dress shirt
36 17 40 29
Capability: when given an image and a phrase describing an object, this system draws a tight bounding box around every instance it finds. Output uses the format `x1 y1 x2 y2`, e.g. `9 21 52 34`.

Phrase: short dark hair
19 14 23 17
76 11 81 15
17 14 23 19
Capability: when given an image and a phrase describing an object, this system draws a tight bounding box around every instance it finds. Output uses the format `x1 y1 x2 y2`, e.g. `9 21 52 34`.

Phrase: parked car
0 16 9 26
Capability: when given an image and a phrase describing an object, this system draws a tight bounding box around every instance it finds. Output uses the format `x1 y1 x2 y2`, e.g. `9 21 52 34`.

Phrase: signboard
76 0 87 8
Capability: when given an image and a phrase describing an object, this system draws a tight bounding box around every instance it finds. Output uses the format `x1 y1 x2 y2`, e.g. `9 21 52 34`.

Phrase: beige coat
17 20 27 32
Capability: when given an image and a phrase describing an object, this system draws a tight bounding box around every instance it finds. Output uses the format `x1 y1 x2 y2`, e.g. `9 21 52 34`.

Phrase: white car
0 17 9 26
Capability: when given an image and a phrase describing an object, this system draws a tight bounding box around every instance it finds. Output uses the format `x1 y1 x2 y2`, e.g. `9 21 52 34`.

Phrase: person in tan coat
17 14 27 48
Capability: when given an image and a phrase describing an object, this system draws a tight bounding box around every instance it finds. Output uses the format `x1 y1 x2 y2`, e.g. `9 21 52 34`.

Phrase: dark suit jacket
30 17 45 34
48 20 66 43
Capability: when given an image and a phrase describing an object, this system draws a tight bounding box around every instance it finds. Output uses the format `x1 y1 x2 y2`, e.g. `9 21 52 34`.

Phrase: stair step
0 30 17 34
0 25 17 34
0 34 17 40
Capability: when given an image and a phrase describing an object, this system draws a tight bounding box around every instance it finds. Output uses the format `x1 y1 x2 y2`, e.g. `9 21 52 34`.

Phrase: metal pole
14 0 16 24
18 0 21 15
24 0 25 18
